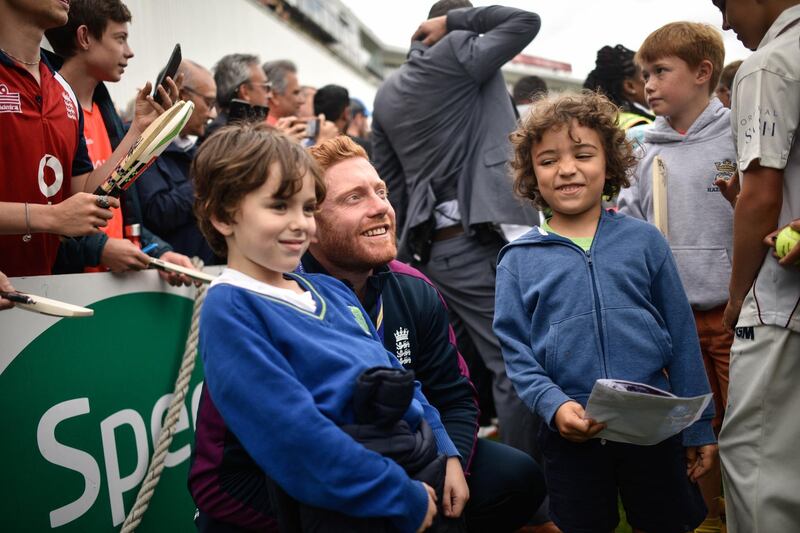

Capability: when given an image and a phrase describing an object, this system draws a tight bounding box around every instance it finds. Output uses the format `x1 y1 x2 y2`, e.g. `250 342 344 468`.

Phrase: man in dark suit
372 1 541 456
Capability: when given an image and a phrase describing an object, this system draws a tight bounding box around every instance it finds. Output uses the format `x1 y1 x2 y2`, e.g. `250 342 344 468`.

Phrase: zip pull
586 250 592 265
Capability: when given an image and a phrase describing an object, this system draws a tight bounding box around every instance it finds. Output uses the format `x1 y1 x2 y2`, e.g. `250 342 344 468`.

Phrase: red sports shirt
0 51 92 277
83 101 122 271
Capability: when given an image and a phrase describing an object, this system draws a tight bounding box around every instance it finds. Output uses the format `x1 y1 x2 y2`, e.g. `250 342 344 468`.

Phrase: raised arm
445 6 540 84
0 194 118 237
72 78 181 194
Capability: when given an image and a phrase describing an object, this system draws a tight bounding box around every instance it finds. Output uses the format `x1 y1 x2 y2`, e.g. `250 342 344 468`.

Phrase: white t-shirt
210 268 317 312
732 5 800 332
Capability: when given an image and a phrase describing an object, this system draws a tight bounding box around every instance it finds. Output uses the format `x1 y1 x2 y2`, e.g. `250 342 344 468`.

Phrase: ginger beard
314 210 397 272
310 156 398 272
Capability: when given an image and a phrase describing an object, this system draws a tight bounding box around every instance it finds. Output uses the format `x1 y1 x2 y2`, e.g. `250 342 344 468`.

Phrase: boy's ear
210 214 234 237
695 59 714 87
76 25 92 51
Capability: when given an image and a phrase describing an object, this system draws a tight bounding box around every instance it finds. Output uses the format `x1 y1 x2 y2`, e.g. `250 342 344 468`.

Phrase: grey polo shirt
732 4 800 332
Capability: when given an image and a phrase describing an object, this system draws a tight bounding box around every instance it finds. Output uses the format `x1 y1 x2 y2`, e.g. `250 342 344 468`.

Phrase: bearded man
304 136 545 532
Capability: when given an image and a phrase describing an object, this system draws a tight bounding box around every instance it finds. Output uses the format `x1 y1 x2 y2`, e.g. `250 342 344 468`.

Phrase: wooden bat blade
652 155 669 239
149 258 216 284
96 100 194 195
9 292 94 317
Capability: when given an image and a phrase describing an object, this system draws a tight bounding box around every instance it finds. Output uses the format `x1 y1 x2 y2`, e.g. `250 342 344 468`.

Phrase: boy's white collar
211 268 316 312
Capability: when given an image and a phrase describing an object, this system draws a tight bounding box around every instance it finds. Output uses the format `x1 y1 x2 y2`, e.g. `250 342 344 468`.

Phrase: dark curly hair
509 91 637 211
583 45 640 111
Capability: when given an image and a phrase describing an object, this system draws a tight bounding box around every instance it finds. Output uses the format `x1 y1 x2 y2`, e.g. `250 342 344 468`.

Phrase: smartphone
153 43 182 106
305 118 320 140
228 99 269 124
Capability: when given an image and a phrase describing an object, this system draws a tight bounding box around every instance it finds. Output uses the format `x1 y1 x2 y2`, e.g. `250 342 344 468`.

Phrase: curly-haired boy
494 91 716 533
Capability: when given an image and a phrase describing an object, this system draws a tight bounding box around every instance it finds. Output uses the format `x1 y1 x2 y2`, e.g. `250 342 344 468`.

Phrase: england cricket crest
394 327 412 366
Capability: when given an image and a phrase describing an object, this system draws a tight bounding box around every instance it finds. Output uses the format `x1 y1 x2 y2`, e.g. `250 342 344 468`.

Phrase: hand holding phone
153 44 182 106
305 118 320 140
228 99 269 124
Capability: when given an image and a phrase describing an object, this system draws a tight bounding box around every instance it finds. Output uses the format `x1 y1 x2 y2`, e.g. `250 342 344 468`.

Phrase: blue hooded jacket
493 210 715 447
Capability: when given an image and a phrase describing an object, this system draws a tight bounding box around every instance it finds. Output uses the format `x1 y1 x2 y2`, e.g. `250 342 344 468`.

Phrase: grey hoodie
618 99 736 310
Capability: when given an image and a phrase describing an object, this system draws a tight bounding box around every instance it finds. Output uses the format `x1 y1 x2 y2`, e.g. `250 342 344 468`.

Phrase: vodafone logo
38 154 64 199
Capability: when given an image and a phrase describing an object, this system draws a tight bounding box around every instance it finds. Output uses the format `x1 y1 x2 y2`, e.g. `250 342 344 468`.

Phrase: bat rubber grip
94 185 122 198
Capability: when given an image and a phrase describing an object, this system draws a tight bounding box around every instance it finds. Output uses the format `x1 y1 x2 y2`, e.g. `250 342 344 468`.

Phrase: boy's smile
215 166 317 288
312 156 397 273
532 120 606 231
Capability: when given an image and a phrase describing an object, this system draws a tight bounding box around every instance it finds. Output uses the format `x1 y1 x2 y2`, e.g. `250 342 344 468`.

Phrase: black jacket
301 253 479 470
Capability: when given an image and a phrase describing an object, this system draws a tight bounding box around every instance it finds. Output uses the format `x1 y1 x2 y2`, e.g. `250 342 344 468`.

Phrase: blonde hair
636 22 725 95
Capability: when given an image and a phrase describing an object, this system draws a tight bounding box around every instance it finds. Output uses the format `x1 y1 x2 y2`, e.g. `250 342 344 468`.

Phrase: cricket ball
775 226 800 259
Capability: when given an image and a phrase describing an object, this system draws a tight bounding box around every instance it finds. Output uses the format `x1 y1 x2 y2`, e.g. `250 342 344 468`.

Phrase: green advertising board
1 270 221 532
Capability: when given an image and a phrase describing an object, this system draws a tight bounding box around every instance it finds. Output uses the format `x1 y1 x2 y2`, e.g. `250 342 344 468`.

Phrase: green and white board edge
1 268 222 532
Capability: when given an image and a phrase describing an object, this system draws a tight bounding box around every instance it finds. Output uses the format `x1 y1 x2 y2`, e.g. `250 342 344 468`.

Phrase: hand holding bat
95 100 194 198
0 290 93 317
0 272 15 311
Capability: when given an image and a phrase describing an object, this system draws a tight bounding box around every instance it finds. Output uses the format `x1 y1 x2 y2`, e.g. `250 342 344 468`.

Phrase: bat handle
93 184 123 198
0 291 34 304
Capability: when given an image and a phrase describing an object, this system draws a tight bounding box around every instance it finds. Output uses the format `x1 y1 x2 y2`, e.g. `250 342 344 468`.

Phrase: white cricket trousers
719 306 800 533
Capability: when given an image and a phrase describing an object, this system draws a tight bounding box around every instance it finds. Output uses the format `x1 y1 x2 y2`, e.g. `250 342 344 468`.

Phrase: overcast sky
339 0 750 81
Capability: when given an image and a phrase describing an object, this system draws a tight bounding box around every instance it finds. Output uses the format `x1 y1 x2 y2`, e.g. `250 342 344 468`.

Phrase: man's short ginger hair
636 22 725 95
193 123 325 256
309 136 369 173
509 91 636 211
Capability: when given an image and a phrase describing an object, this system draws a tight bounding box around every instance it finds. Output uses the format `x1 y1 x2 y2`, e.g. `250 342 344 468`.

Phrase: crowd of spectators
2 0 799 532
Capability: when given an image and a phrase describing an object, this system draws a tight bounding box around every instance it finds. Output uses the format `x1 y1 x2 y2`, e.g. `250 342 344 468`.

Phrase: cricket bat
1 291 94 317
95 100 195 197
652 155 668 239
149 258 216 284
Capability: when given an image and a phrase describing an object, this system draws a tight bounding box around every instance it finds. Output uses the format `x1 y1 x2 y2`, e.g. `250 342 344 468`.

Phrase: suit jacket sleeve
122 183 173 257
445 6 541 84
372 116 408 229
52 234 107 273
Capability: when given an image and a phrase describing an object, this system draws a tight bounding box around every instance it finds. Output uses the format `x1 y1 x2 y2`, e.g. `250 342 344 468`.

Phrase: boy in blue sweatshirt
616 23 734 531
494 92 716 533
190 123 454 532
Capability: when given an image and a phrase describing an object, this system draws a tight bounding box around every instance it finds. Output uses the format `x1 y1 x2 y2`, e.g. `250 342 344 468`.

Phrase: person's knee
469 440 546 511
